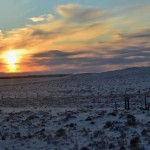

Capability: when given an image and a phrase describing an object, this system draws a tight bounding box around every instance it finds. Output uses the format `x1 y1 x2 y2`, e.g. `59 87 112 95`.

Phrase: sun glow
2 50 24 72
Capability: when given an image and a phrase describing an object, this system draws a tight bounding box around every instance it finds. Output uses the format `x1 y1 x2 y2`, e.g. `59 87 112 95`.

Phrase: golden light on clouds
0 4 149 74
2 50 25 73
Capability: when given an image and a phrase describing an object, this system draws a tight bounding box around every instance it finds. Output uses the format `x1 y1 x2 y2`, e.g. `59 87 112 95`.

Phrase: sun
5 51 19 72
2 50 24 73
6 51 18 65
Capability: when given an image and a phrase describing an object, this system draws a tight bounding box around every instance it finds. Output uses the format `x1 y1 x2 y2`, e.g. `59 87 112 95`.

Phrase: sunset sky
0 0 150 74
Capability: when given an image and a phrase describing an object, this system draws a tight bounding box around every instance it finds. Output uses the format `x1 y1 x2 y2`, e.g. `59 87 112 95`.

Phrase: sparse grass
55 128 67 138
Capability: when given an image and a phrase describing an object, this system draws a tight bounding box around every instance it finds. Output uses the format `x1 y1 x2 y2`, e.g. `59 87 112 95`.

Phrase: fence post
125 96 130 110
98 85 100 101
124 90 126 110
77 83 79 102
145 95 147 109
127 97 130 110
115 97 118 112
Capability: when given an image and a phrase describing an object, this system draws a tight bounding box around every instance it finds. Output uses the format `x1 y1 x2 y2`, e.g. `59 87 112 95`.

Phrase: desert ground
0 67 150 150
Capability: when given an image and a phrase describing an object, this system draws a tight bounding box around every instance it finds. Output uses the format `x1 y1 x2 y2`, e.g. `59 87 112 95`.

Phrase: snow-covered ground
0 67 150 150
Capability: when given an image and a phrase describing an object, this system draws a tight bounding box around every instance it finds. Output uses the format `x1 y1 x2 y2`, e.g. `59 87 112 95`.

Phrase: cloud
56 4 108 23
28 14 54 22
125 29 150 39
32 50 87 58
29 46 150 73
0 30 3 39
0 4 150 73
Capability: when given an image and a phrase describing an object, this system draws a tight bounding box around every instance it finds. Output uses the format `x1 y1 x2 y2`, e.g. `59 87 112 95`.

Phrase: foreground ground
0 98 150 150
0 67 150 150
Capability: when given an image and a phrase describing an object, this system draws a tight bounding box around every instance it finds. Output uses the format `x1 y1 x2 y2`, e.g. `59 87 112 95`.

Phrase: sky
0 0 150 74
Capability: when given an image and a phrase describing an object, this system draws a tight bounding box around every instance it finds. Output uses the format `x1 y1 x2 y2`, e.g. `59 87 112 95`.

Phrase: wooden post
125 96 127 110
98 85 100 101
125 96 130 110
37 92 39 98
127 97 130 110
115 98 117 112
111 91 113 95
112 94 117 112
77 83 79 102
145 95 147 109
125 90 127 110
138 90 140 95
98 90 100 101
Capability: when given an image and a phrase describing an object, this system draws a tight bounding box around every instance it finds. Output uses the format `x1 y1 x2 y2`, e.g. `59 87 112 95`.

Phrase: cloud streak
56 4 109 23
28 14 54 22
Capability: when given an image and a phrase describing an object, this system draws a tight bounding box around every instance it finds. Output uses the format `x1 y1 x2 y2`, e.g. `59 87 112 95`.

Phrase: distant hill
0 74 72 80
0 66 150 80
